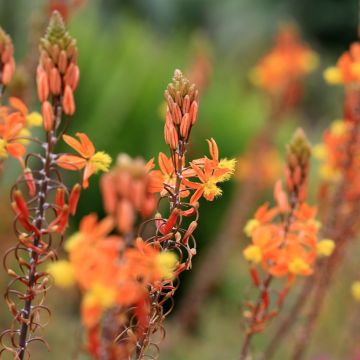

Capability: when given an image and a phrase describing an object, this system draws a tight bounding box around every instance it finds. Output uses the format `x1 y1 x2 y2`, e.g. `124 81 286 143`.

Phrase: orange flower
57 132 112 188
191 138 236 182
183 158 225 203
324 42 360 85
149 152 189 197
250 24 318 94
0 112 27 162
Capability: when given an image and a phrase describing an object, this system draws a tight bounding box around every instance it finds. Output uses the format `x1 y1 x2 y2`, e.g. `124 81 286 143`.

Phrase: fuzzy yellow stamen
243 245 262 263
323 66 342 85
156 252 178 280
47 260 76 288
203 179 222 198
26 112 43 127
316 239 335 257
90 151 112 173
217 158 236 181
244 219 260 237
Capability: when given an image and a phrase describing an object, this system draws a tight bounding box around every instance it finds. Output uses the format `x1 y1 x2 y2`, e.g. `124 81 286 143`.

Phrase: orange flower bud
58 50 68 74
55 188 65 213
37 71 49 102
62 85 75 115
51 43 60 64
159 208 180 235
13 190 30 218
64 63 80 91
172 103 182 125
189 101 198 124
24 168 36 197
116 200 135 234
2 62 14 85
49 67 61 95
42 101 54 131
182 94 190 114
180 113 191 138
69 183 81 215
50 205 70 234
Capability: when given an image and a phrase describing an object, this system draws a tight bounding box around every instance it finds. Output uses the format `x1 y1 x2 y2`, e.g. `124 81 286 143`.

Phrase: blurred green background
0 0 359 359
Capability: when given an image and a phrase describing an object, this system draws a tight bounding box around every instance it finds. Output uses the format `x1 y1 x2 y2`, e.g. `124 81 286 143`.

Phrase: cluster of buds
0 27 15 89
240 129 334 359
285 128 311 204
37 10 79 130
100 154 157 234
164 69 199 148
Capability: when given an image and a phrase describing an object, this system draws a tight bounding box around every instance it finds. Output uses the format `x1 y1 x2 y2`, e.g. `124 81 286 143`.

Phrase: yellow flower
352 281 360 301
323 66 343 85
312 144 327 161
64 232 82 252
89 151 112 173
288 258 310 275
244 219 260 237
217 158 236 182
47 260 76 288
316 239 335 257
156 252 178 280
243 245 262 263
26 112 42 127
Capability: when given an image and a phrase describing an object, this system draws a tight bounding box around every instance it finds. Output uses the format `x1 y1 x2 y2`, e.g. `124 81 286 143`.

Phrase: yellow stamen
323 66 343 85
64 232 82 252
156 252 178 280
243 245 262 263
316 239 335 257
244 219 260 237
47 260 75 288
0 139 7 158
203 179 222 198
26 112 43 127
312 144 327 161
288 258 310 275
351 281 360 301
90 151 112 173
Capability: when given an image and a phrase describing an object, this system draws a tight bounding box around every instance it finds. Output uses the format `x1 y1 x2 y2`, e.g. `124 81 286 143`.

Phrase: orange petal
57 155 87 171
76 133 95 157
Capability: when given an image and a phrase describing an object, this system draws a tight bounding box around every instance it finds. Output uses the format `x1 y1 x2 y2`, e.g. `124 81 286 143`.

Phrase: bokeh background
0 0 359 359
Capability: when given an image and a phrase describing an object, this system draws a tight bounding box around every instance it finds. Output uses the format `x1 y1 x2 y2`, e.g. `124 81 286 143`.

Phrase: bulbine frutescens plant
48 70 234 360
0 11 111 359
240 129 335 359
262 41 360 360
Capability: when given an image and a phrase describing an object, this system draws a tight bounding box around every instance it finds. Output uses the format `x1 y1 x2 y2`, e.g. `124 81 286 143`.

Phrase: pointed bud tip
49 10 66 32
